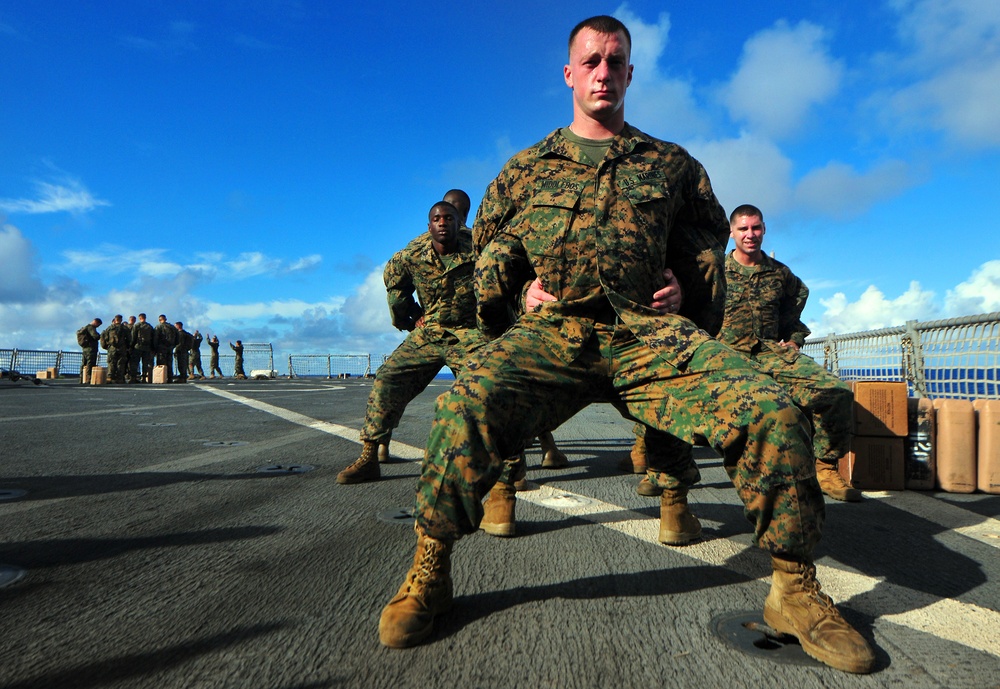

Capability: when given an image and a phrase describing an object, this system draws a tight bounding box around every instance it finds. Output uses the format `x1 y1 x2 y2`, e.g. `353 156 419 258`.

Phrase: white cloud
945 260 1000 315
205 297 345 321
341 265 397 336
61 245 318 281
811 281 939 335
226 251 321 278
614 4 714 140
720 20 843 140
880 0 1000 148
0 180 110 215
0 223 45 302
793 159 914 219
686 134 794 215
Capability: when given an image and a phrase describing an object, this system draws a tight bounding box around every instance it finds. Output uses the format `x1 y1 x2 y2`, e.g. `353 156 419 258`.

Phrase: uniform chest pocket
516 186 583 258
622 179 675 232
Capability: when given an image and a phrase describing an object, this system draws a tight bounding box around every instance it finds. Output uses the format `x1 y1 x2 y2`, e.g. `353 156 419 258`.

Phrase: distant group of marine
75 313 245 384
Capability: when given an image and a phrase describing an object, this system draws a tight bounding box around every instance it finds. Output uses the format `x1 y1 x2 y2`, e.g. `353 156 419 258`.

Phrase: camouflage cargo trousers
361 326 485 444
415 321 825 560
743 347 853 464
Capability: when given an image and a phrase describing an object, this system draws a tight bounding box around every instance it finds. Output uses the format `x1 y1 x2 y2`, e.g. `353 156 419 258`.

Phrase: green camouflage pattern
208 340 223 377
721 251 852 463
384 229 479 331
720 251 810 350
474 124 729 340
100 322 128 383
189 332 205 377
174 329 193 381
130 321 155 382
230 342 246 378
413 125 824 559
362 228 486 443
78 322 100 380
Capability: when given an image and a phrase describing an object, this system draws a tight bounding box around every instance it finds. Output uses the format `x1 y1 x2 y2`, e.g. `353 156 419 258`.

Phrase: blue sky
2 0 999 362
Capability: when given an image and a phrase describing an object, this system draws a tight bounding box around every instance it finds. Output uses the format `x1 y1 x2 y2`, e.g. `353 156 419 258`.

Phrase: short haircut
569 15 631 57
114 314 123 321
175 321 183 327
430 200 458 217
139 313 146 319
94 317 103 325
158 314 167 320
729 204 764 225
442 189 471 217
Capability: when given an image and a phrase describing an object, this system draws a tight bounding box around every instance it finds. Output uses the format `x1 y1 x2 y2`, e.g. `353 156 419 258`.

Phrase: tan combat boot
637 477 663 497
379 525 453 648
538 431 569 468
617 434 647 474
816 461 862 502
764 556 876 674
480 482 516 537
658 486 702 545
377 441 391 463
337 441 380 484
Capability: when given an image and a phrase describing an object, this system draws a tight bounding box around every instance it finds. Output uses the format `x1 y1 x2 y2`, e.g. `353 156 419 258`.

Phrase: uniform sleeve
475 232 534 340
473 171 517 255
666 157 730 336
780 270 812 346
383 251 422 332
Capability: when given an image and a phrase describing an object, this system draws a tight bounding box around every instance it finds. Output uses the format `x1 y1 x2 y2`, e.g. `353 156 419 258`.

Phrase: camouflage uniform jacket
473 124 729 367
153 322 177 351
383 228 479 342
719 250 811 356
174 329 194 354
131 322 154 352
190 332 203 353
100 323 124 350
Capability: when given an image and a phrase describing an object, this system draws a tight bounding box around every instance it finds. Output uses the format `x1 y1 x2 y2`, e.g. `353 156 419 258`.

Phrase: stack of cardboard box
838 381 909 491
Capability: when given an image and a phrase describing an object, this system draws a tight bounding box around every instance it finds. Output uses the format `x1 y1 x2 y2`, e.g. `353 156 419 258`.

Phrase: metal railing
287 354 371 378
802 312 1000 400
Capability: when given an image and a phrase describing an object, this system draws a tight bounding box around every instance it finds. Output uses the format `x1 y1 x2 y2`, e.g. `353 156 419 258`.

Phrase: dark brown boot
377 441 391 463
816 461 862 502
617 434 647 474
337 441 380 484
379 525 453 648
658 486 701 545
538 431 569 468
480 482 516 537
764 556 875 673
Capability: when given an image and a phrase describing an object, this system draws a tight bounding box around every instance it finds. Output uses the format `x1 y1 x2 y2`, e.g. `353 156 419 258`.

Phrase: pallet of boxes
839 381 1000 495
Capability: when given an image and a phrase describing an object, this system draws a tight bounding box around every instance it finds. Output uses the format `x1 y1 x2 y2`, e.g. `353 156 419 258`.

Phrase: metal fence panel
287 354 370 378
804 312 1000 400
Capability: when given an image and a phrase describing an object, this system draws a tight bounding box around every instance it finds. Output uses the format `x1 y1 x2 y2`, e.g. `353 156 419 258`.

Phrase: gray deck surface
1 377 998 689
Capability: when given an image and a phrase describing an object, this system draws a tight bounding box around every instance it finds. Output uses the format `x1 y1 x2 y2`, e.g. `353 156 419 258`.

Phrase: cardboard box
839 436 905 490
90 367 107 385
47 367 58 378
851 381 909 437
152 365 168 384
905 397 935 490
36 370 50 379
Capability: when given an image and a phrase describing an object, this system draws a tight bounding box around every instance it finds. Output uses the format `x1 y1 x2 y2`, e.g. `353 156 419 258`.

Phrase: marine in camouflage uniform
121 316 135 382
723 204 859 502
153 315 177 383
336 200 487 484
189 330 205 379
173 322 193 383
208 336 223 378
78 318 102 384
230 340 246 379
378 16 874 675
130 313 155 383
99 314 127 383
